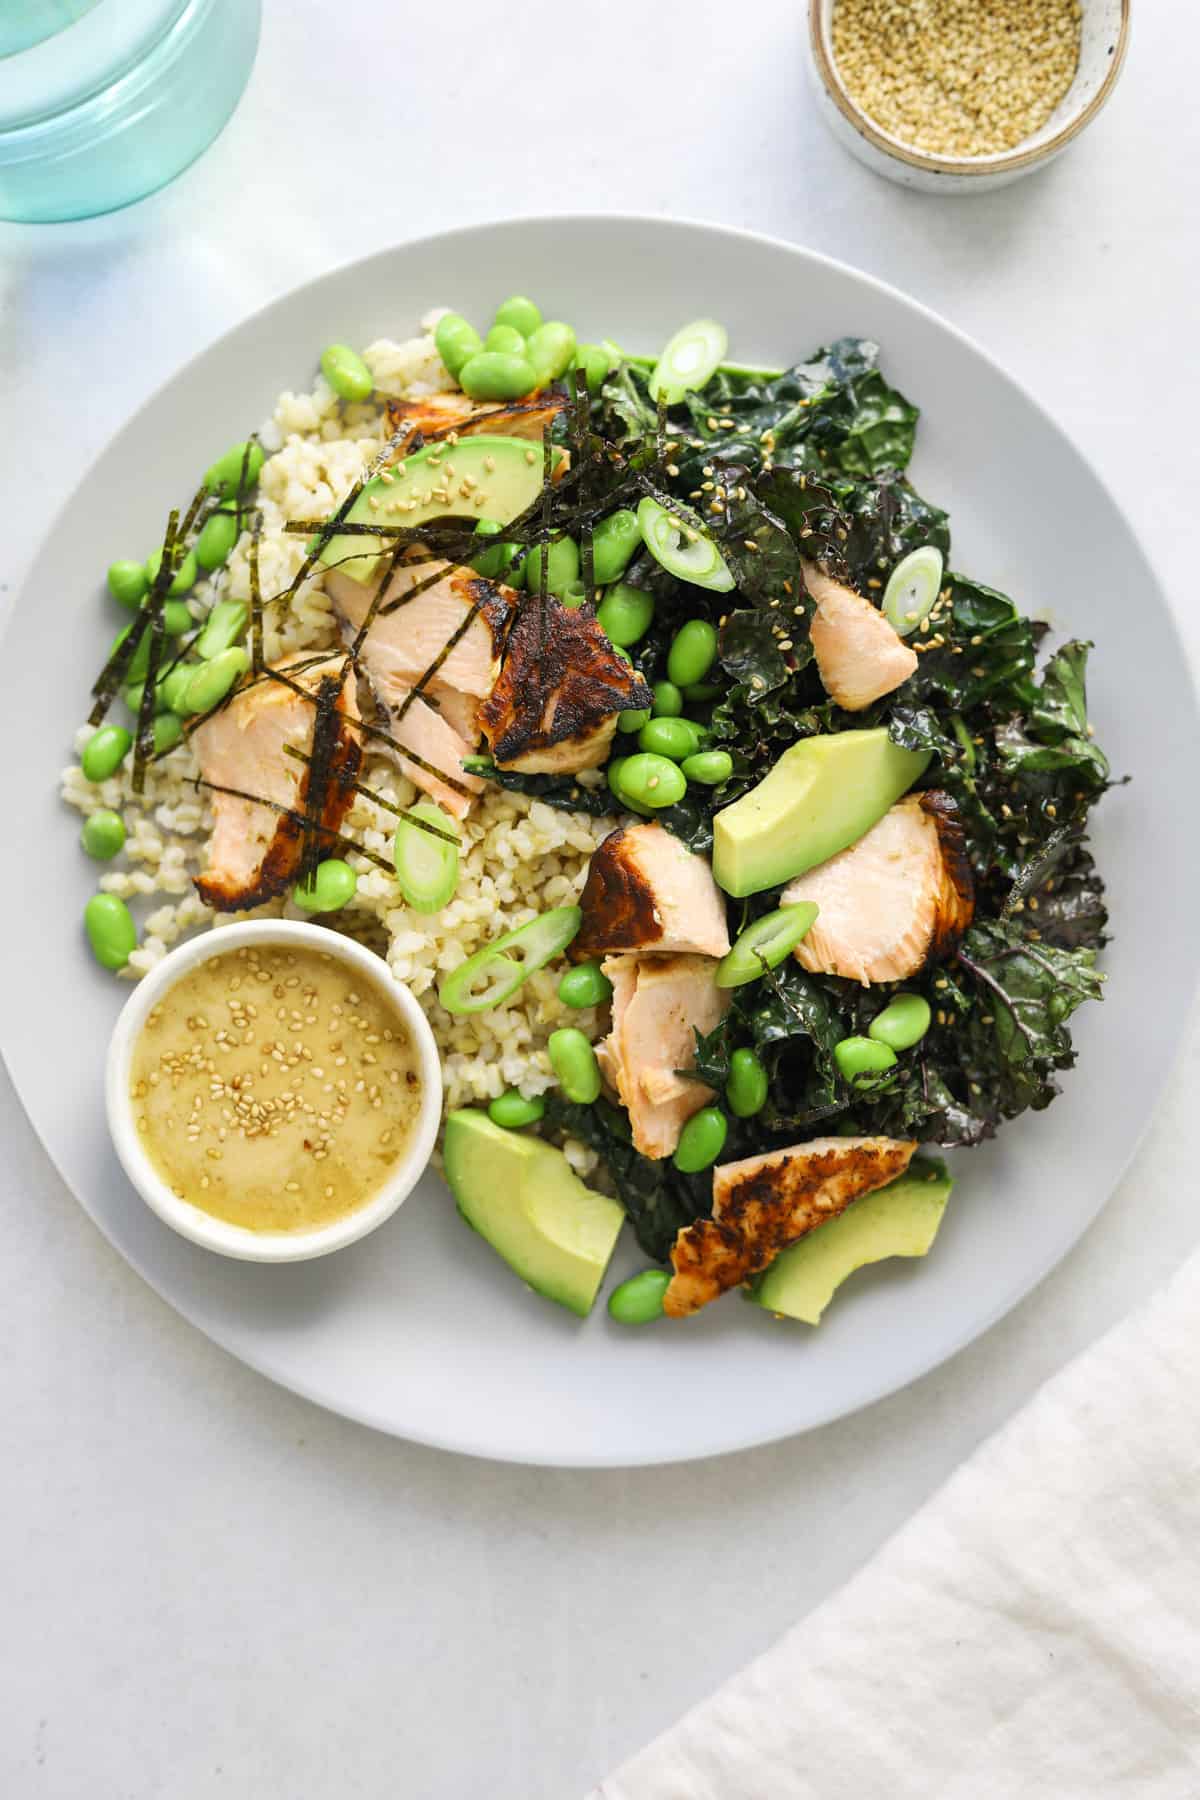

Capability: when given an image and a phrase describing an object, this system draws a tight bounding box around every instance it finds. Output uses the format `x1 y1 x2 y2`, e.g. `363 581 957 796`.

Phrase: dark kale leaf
477 764 617 818
544 1094 705 1262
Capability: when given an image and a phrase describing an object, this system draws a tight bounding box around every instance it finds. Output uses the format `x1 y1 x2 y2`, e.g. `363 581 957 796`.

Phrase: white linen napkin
593 1252 1200 1799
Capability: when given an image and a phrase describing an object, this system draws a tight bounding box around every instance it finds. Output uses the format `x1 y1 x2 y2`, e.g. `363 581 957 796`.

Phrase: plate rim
5 210 1198 1467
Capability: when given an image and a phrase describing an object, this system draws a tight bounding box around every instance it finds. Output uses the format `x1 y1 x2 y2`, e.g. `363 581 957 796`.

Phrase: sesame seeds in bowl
806 0 1129 192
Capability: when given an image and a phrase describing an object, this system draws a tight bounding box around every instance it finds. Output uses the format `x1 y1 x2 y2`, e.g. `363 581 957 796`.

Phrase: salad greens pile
528 338 1112 1261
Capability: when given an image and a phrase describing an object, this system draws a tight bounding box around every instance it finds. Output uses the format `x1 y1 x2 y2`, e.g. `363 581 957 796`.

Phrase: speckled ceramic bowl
806 0 1129 192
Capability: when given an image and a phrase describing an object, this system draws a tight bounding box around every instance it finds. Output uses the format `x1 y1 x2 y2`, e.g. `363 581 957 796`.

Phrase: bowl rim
807 0 1130 178
104 918 443 1263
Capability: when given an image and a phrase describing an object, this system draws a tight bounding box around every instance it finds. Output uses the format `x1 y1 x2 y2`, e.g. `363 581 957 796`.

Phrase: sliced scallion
637 496 735 593
439 905 582 1015
393 802 460 913
716 902 819 989
882 546 944 636
648 318 728 404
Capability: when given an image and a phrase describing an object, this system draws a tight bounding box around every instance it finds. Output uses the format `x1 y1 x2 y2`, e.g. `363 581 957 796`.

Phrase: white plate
3 217 1195 1467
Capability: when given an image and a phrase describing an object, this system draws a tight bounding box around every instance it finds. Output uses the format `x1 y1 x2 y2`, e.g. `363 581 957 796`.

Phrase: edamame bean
194 598 248 660
81 725 132 783
726 1047 768 1118
484 323 527 356
471 520 522 583
557 961 614 1010
320 343 373 403
84 892 136 971
607 757 651 815
597 582 655 648
144 547 197 597
153 713 184 754
487 1090 546 1130
833 1036 898 1082
293 858 358 913
523 536 580 597
868 993 932 1051
683 680 723 703
435 312 484 379
576 342 615 395
681 749 733 786
81 809 126 861
548 1027 602 1104
458 350 537 402
195 505 240 571
616 752 687 810
107 560 148 609
617 705 651 734
123 676 169 716
161 664 196 715
591 510 641 585
525 320 577 387
112 623 151 682
204 440 264 498
160 600 191 637
672 1106 728 1173
651 680 684 718
667 619 718 687
182 646 249 715
637 717 699 761
493 295 542 338
561 579 588 609
608 1269 670 1325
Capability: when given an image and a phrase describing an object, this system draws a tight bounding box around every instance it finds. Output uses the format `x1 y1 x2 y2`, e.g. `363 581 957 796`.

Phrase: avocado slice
319 434 562 585
443 1109 625 1318
712 728 931 897
752 1158 953 1324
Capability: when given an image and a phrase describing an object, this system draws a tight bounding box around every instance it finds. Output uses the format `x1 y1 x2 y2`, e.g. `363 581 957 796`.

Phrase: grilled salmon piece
781 791 974 985
664 1135 917 1316
574 823 730 960
383 386 570 446
325 555 513 820
804 559 917 711
479 595 651 774
193 655 361 912
595 953 730 1160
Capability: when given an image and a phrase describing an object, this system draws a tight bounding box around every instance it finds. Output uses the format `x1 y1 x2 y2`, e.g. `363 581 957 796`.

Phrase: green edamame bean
84 892 136 971
681 749 733 786
667 619 718 687
726 1047 768 1118
161 664 196 715
672 1106 728 1173
616 752 687 810
320 343 373 404
144 547 197 597
153 713 184 754
637 717 700 761
112 623 151 682
161 600 192 637
195 505 240 572
561 579 588 610
590 510 641 586
484 323 527 356
204 440 264 498
607 756 652 816
833 1036 898 1082
81 725 132 783
194 598 248 660
183 647 249 715
471 520 522 583
123 676 169 716
557 961 614 1010
617 705 652 734
548 1027 602 1104
525 320 577 387
868 993 932 1051
493 295 542 338
608 1269 670 1325
293 858 358 913
523 536 580 597
435 312 484 379
651 680 684 718
107 560 148 610
487 1089 546 1130
81 809 126 861
576 342 615 395
683 680 723 704
597 582 655 648
458 350 537 402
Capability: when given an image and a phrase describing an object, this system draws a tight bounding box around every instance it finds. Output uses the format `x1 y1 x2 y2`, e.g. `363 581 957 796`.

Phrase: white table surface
3 5 1198 1796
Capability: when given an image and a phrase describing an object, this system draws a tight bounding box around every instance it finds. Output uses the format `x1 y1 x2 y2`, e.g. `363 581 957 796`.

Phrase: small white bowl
806 0 1129 193
105 919 442 1263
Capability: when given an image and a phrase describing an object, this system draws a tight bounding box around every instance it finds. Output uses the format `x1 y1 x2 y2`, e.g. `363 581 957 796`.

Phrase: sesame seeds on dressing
831 0 1082 160
130 944 420 1235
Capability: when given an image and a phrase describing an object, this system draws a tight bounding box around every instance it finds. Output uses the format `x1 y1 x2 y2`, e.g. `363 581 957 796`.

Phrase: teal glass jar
0 0 261 223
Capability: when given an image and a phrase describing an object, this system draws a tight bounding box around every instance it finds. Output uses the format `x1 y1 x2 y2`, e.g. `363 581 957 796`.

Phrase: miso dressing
130 943 421 1232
